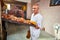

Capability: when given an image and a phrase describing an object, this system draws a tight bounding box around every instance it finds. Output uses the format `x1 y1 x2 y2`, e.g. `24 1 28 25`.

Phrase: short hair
3 4 7 8
33 3 39 6
32 3 39 9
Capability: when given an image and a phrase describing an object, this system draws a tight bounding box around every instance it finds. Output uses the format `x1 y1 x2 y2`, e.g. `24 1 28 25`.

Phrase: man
2 4 8 40
15 10 24 18
27 4 44 40
2 4 8 14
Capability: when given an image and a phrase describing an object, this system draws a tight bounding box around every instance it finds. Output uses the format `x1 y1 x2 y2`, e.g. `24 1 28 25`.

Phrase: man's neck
34 12 38 16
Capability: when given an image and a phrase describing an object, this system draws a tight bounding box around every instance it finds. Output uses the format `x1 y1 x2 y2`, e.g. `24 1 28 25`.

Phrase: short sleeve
36 15 43 29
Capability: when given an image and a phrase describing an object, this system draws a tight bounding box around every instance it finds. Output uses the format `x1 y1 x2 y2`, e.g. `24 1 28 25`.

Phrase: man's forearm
33 25 40 29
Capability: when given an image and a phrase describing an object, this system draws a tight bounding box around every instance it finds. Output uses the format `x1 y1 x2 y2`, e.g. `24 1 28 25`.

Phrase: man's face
3 5 7 10
32 5 39 14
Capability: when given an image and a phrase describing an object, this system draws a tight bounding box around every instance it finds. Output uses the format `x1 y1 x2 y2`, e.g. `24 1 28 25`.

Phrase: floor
6 23 55 40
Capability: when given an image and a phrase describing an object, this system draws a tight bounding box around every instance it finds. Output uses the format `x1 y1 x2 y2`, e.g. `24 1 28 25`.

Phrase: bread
18 18 25 23
30 21 37 25
24 20 30 24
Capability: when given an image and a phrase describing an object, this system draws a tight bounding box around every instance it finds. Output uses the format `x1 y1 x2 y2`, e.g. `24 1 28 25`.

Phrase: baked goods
2 13 37 25
30 21 37 26
24 20 30 24
10 15 18 21
19 18 25 23
24 20 37 26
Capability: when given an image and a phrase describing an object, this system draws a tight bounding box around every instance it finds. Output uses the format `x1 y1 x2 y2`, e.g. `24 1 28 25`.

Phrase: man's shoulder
37 13 43 18
31 13 34 16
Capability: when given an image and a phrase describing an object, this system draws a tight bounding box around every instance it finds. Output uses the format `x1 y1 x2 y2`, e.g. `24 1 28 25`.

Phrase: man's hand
42 27 45 31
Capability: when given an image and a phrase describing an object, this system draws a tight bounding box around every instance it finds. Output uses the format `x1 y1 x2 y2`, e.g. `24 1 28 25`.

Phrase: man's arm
35 15 45 30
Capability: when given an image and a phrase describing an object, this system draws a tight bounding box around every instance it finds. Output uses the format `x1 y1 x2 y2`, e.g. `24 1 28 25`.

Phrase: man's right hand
42 27 45 31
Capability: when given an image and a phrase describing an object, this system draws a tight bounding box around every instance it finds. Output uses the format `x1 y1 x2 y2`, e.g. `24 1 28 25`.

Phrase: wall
27 3 32 19
39 0 60 36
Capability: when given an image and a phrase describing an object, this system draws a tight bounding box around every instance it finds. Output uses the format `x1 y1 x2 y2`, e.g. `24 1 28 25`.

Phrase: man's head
3 4 7 10
32 4 39 14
